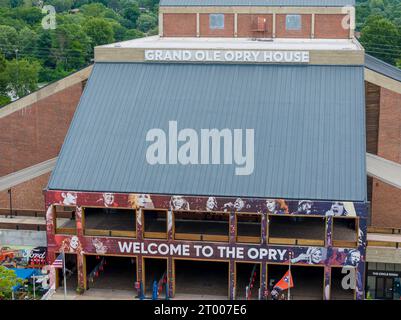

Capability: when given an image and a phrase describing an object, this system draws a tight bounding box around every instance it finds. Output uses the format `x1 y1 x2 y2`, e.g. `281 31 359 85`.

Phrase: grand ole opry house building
3 0 401 300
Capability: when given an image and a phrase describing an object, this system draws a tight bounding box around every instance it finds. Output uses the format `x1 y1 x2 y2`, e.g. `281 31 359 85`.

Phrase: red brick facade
163 13 197 37
0 172 50 211
0 82 83 177
371 88 401 228
162 13 349 39
315 14 349 39
199 13 234 37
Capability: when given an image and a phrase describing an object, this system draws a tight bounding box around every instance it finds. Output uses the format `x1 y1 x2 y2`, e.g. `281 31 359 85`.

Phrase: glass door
376 277 394 300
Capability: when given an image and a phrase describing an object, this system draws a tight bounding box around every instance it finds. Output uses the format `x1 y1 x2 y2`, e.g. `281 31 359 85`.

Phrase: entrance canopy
48 62 366 201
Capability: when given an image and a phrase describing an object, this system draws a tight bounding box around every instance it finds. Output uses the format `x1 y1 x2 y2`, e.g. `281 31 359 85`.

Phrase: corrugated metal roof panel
365 54 401 83
159 0 354 7
48 62 366 201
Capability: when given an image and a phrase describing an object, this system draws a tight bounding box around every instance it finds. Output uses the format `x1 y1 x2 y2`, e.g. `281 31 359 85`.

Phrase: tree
83 17 114 46
0 25 18 58
48 0 73 12
12 6 43 25
35 30 54 68
0 266 24 300
136 13 157 33
124 28 144 40
0 53 7 95
80 3 108 17
3 58 41 99
360 15 401 65
122 3 140 27
18 26 37 55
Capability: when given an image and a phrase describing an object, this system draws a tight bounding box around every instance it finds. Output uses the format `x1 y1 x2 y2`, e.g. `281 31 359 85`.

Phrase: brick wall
237 14 273 38
371 88 401 228
163 13 350 39
0 82 83 176
0 172 50 211
163 13 197 37
200 13 234 37
314 14 349 39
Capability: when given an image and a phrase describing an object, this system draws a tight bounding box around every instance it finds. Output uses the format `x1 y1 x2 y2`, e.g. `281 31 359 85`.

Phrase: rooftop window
210 14 225 30
286 14 301 31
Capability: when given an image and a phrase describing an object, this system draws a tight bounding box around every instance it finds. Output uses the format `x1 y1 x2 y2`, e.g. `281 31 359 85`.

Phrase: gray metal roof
159 0 355 7
365 54 401 83
48 62 366 201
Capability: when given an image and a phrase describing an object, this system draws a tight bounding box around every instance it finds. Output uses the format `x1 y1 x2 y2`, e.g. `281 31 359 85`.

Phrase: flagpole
288 252 291 300
62 250 67 300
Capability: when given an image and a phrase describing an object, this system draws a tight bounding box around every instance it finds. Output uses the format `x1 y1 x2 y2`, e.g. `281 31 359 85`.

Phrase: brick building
1 0 401 300
43 0 371 300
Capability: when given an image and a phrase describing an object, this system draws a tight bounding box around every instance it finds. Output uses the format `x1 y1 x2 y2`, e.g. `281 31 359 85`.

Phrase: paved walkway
51 288 136 300
50 288 229 300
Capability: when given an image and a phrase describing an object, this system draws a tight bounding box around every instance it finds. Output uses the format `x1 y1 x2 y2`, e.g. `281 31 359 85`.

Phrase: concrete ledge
0 158 57 192
0 66 93 119
366 246 401 264
365 68 401 95
0 229 46 247
159 6 352 14
366 153 401 190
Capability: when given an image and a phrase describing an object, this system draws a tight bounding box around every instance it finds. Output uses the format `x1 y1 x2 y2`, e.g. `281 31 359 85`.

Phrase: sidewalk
51 288 136 300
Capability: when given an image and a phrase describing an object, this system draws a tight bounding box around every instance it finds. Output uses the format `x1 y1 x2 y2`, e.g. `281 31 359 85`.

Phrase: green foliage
136 12 157 33
360 15 401 65
0 94 10 106
0 25 18 58
83 17 114 46
2 58 41 98
0 0 160 100
356 1 401 66
0 266 24 299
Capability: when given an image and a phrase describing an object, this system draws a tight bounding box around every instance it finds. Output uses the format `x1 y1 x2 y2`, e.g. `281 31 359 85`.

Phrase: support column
325 216 333 247
137 255 144 298
261 263 267 300
77 253 87 291
167 209 173 241
323 265 331 300
356 217 368 300
311 13 315 38
234 13 238 37
167 257 174 298
229 209 236 244
196 13 200 37
137 208 143 241
272 13 276 38
76 206 84 237
229 260 235 300
261 211 267 245
75 206 86 292
159 13 163 37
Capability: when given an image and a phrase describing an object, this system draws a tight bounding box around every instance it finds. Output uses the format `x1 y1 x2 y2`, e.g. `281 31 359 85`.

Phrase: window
84 207 136 238
210 14 224 29
54 205 76 235
286 14 301 31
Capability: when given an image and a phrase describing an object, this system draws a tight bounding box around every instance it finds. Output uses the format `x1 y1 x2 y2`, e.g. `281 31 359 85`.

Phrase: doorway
376 277 394 300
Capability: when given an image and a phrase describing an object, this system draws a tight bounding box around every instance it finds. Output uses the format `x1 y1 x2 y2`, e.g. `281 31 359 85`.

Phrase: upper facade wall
159 6 354 39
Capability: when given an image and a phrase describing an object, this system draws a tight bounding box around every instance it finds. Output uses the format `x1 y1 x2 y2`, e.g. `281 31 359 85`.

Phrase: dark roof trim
159 0 355 7
365 54 401 83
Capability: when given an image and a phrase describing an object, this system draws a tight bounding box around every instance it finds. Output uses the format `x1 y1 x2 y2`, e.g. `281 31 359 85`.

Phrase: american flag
52 253 64 269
